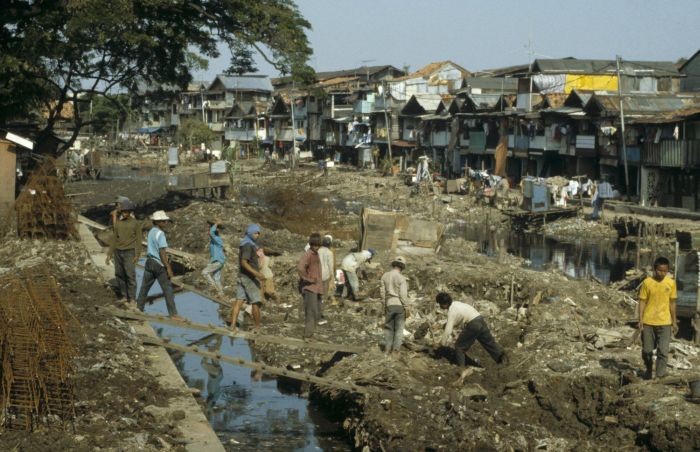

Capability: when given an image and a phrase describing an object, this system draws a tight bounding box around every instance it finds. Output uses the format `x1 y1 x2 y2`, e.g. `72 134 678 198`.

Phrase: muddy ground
3 156 700 451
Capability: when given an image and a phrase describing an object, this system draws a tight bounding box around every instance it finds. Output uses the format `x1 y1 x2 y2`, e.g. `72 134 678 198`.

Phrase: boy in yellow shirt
639 256 678 380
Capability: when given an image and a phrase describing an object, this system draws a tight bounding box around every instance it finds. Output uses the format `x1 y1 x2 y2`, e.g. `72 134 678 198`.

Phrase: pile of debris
15 159 78 240
0 268 77 430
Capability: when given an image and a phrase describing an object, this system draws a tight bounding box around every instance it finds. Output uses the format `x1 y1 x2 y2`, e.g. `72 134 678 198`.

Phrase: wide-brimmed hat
391 256 406 269
151 210 171 221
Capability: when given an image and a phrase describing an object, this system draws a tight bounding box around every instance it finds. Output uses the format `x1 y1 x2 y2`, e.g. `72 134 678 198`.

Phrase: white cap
150 210 171 221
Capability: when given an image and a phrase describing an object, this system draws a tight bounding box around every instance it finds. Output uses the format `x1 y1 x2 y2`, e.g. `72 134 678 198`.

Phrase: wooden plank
100 306 366 354
138 335 368 394
171 280 232 308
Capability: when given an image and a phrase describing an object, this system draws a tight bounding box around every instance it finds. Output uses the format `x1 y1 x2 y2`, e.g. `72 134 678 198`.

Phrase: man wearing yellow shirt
639 256 678 380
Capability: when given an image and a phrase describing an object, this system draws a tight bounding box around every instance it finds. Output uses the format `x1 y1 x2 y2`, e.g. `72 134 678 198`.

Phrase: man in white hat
136 210 182 320
380 256 408 355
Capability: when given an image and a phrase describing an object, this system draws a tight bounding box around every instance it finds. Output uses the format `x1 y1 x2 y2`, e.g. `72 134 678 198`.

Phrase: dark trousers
642 325 671 378
455 316 504 366
384 305 405 353
114 249 137 301
137 258 177 316
303 290 321 338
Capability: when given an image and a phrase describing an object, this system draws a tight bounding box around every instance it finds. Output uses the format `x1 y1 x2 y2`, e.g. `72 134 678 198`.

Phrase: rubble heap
15 158 78 240
0 268 77 430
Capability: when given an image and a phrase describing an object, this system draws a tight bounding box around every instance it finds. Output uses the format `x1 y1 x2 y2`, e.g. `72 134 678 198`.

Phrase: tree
1 0 314 152
177 118 215 151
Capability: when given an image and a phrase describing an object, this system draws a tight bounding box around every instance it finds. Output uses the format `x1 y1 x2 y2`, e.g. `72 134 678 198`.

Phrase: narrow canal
135 266 350 451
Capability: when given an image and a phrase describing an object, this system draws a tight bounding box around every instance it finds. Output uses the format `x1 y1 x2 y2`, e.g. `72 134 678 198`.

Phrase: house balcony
274 128 306 142
206 100 231 110
224 129 257 141
208 123 225 132
642 140 700 168
353 100 374 114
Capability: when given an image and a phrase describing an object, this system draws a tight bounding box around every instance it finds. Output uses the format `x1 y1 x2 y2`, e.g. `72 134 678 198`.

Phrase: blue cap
367 248 376 256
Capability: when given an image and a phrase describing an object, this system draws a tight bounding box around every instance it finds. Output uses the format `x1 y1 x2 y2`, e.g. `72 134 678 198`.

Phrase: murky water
135 266 349 451
447 222 698 312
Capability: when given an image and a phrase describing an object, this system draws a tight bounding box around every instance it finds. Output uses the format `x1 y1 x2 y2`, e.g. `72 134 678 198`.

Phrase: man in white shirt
436 292 507 367
339 248 375 300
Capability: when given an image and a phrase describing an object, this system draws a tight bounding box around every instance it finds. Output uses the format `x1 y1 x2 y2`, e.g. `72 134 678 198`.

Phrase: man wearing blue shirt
202 217 226 295
136 210 181 319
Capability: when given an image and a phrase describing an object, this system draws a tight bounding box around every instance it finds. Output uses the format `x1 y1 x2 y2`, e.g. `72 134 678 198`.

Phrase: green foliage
0 0 314 150
177 118 215 149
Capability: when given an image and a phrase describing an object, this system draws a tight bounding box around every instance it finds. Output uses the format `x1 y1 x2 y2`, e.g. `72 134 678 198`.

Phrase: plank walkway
101 306 365 354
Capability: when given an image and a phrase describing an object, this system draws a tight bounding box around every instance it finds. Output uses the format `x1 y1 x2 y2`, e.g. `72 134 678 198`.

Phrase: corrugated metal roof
402 93 443 114
533 58 680 76
458 77 518 93
468 93 503 109
588 93 700 115
209 74 272 92
392 61 470 82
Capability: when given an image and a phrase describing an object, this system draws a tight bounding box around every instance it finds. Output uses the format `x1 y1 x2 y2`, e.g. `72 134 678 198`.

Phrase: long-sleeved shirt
341 250 372 272
109 217 141 257
318 246 333 281
441 301 481 345
380 269 408 307
297 250 323 294
208 225 226 264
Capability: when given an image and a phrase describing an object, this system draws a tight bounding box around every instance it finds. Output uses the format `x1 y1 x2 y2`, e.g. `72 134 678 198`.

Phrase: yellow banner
565 74 618 93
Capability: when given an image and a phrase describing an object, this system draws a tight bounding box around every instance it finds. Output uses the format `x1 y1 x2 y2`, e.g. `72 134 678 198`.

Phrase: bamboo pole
101 306 365 354
138 334 368 394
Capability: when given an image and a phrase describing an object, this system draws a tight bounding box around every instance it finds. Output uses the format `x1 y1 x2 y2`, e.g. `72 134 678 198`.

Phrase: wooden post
0 140 16 224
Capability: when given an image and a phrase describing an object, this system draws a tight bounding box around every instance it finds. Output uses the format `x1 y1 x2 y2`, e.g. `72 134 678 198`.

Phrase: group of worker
108 197 679 375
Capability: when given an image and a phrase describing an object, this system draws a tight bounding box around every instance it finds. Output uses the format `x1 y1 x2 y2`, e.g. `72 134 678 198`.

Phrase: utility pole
382 80 393 162
527 38 534 112
290 80 297 170
616 55 631 200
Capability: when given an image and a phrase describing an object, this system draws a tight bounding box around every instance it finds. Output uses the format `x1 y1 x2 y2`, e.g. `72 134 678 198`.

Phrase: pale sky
193 0 700 81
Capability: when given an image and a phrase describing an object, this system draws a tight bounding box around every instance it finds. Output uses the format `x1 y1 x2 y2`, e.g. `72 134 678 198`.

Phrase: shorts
236 275 261 305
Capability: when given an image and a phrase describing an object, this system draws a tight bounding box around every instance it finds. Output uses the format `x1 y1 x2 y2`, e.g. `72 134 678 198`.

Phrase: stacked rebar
15 158 78 240
0 270 77 430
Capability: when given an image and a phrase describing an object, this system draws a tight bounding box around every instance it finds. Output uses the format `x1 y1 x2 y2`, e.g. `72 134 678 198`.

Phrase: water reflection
135 267 348 451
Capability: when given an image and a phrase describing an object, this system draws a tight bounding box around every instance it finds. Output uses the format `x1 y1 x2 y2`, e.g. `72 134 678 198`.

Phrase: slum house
493 58 686 184
316 76 376 165
135 82 181 145
270 66 405 164
386 61 470 101
580 93 700 208
393 93 445 169
455 91 514 174
421 97 453 175
680 49 700 93
308 66 405 164
177 81 207 125
371 61 469 167
268 94 307 159
202 74 272 151
519 90 598 180
223 100 270 158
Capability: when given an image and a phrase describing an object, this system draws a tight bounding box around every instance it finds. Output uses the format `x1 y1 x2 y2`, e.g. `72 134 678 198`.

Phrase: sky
192 0 700 81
